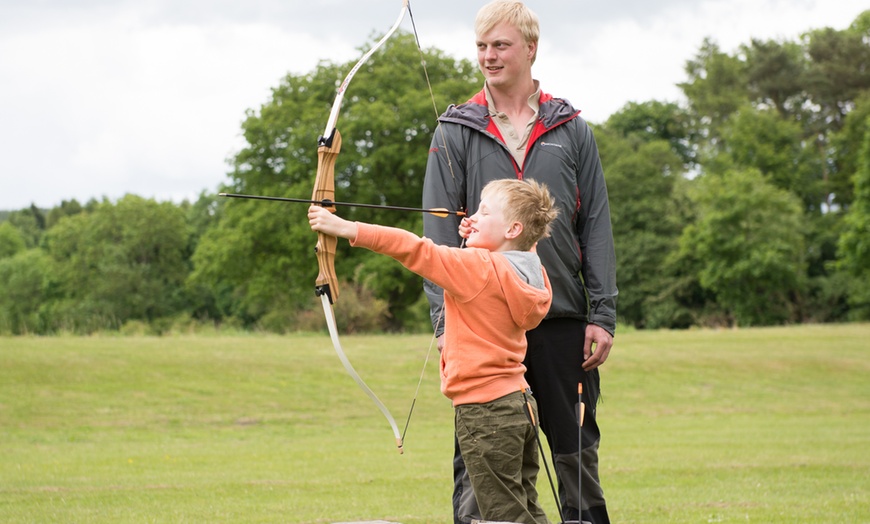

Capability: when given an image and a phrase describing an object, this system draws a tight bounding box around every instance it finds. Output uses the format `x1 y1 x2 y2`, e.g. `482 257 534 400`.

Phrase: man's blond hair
475 0 540 64
482 178 557 251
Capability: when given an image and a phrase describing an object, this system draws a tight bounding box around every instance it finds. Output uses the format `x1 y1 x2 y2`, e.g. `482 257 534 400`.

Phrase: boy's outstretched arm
308 205 358 240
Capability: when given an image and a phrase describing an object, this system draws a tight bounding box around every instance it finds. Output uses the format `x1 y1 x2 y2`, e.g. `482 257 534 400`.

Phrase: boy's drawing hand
458 217 472 240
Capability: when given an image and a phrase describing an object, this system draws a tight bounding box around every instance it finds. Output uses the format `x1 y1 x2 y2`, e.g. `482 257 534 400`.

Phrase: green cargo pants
454 390 551 524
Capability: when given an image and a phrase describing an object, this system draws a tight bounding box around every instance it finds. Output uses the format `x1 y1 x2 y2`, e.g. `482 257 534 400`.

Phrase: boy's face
466 192 517 252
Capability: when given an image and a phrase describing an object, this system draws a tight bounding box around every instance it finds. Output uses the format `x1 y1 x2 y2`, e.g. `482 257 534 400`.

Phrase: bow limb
311 0 410 454
320 294 403 453
312 0 410 303
312 141 404 454
319 0 410 146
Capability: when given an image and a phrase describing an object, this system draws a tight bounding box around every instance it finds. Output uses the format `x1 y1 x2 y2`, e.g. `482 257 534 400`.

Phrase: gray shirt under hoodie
503 251 546 291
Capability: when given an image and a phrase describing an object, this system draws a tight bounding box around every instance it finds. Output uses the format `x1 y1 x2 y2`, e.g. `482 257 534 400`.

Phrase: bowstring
401 307 443 444
408 2 460 197
399 2 462 446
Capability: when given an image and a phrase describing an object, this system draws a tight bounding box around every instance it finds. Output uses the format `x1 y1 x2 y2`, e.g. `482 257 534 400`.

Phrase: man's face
476 21 535 90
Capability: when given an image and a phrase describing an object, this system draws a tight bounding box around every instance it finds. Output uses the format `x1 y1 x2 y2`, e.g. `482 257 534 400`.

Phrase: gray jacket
422 88 618 335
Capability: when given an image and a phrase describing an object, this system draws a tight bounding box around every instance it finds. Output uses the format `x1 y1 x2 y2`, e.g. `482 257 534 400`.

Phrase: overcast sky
0 0 866 210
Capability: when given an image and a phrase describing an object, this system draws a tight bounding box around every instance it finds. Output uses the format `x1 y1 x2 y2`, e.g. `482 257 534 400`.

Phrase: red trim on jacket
468 89 581 179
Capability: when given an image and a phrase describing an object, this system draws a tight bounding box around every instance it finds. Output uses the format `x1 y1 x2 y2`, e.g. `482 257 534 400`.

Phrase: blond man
422 1 618 523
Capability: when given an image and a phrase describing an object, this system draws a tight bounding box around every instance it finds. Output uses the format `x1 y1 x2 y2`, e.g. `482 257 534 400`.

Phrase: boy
308 178 557 524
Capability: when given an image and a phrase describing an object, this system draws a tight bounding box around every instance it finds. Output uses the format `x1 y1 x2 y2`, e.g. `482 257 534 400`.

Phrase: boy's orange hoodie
352 222 552 406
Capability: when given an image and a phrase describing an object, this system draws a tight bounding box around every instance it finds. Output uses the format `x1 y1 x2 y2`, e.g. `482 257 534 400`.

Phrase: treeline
2 17 870 335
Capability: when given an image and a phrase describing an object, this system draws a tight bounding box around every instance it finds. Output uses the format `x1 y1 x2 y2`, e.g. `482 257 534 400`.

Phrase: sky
0 0 866 211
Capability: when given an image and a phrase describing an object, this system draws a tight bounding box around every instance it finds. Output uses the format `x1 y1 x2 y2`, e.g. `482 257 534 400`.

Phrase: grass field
1 324 868 523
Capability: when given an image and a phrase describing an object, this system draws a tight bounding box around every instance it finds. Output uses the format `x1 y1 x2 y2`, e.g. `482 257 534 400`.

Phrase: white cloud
1 10 358 208
0 0 866 209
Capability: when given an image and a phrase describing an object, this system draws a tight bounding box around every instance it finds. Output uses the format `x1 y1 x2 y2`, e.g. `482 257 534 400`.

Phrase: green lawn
1 324 868 523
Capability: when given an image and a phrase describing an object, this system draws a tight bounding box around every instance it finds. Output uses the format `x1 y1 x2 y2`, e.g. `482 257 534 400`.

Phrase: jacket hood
494 252 552 331
441 88 580 132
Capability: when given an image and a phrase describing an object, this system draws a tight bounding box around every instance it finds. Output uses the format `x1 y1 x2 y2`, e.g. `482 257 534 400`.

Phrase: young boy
308 178 557 524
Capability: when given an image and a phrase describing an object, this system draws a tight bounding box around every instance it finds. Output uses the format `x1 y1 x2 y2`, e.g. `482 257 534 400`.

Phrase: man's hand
582 323 613 371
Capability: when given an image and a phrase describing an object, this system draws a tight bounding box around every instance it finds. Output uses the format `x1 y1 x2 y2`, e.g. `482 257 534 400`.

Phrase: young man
309 179 557 524
421 1 618 523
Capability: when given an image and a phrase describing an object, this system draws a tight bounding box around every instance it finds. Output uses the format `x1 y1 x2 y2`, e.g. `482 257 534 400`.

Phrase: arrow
218 192 465 218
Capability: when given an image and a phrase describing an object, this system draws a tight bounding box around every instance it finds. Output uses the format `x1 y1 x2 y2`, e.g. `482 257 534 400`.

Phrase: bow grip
312 130 342 303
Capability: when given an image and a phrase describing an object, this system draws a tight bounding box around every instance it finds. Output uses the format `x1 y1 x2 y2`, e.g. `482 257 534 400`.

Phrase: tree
680 38 748 143
191 31 480 331
599 102 691 328
677 12 870 325
802 20 870 210
681 13 870 210
804 23 870 130
604 100 695 165
0 222 26 259
837 116 870 318
0 249 56 334
831 92 870 208
3 205 46 248
46 199 84 229
45 195 191 332
719 106 819 208
743 38 807 117
678 169 806 326
179 192 230 324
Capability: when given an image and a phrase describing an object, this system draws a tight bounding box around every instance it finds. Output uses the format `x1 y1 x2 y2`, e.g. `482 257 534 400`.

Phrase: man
421 1 618 523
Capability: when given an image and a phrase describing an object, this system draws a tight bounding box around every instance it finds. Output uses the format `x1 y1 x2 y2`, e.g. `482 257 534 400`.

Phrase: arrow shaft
219 192 464 217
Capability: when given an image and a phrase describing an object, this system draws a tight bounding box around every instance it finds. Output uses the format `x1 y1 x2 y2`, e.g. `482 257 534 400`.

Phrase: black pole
522 388 566 524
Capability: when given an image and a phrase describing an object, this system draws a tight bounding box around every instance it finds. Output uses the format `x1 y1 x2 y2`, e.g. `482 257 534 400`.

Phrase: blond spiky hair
482 178 557 251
